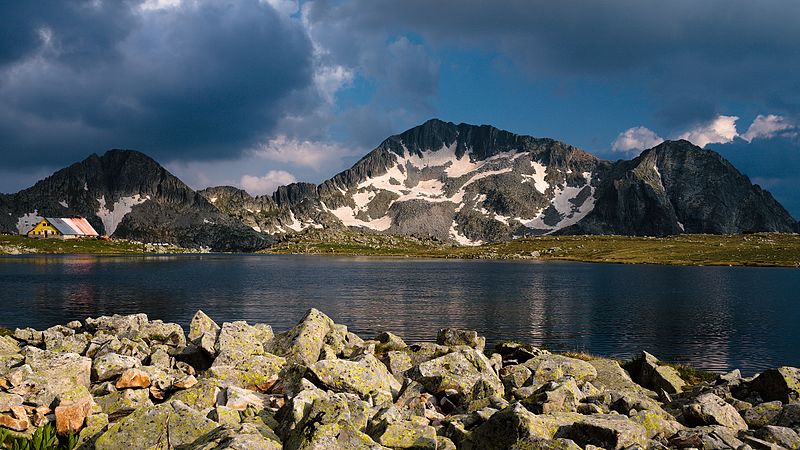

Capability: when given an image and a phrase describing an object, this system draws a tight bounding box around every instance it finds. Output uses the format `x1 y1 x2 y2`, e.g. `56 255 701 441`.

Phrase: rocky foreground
1 311 799 449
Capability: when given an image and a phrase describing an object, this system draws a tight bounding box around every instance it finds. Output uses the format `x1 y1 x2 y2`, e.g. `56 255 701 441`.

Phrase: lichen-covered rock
744 400 784 428
94 400 218 450
11 349 91 407
494 341 549 365
668 425 745 449
190 423 283 450
630 409 684 440
750 367 800 403
309 352 401 404
500 364 532 390
0 392 23 412
412 348 504 402
76 412 109 449
43 325 90 354
268 308 334 367
437 328 486 352
375 416 437 449
209 352 286 391
189 310 220 341
628 351 686 394
523 355 597 384
777 402 800 429
215 321 273 359
557 414 649 450
510 438 582 450
461 402 559 450
588 358 654 396
683 393 748 431
522 378 584 414
753 425 800 449
169 379 223 411
374 332 407 353
92 353 140 382
95 387 152 421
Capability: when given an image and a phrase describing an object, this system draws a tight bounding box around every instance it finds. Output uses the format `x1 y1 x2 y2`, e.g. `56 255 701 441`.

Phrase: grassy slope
0 234 190 255
264 229 800 267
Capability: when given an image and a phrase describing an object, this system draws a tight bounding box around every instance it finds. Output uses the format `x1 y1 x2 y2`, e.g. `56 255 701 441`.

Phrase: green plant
0 424 77 450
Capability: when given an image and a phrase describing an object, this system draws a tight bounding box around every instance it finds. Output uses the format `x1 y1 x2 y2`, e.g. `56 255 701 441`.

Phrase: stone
0 392 24 412
55 396 94 435
669 425 745 449
630 410 684 440
268 308 333 367
11 350 91 408
13 328 43 346
43 325 89 354
189 423 283 450
189 310 220 342
0 405 29 431
628 352 686 394
325 325 365 359
777 402 800 428
115 368 151 389
494 341 549 364
225 386 267 411
523 354 598 384
437 328 486 352
754 425 800 449
0 335 21 355
500 364 532 390
169 379 224 411
210 405 241 427
436 436 458 450
384 351 413 380
412 348 504 403
683 393 748 431
374 332 407 353
309 352 401 404
208 352 286 390
588 358 655 396
95 388 153 421
92 353 140 381
522 378 585 414
94 400 218 450
173 374 198 390
744 401 784 428
510 438 583 450
461 402 560 450
75 413 109 449
376 417 437 449
558 414 649 450
750 367 800 403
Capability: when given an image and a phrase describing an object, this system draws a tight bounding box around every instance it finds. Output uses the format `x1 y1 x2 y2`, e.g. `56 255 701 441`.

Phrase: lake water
0 254 798 375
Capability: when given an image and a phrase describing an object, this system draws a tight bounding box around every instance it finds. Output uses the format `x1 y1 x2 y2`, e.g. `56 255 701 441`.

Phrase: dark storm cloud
305 0 800 129
0 0 315 169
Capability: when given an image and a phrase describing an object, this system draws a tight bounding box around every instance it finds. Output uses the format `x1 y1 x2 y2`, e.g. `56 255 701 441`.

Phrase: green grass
263 229 800 267
0 235 190 255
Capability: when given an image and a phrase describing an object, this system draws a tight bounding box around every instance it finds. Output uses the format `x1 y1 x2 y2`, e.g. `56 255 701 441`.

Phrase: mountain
3 120 796 248
201 119 797 243
0 150 270 251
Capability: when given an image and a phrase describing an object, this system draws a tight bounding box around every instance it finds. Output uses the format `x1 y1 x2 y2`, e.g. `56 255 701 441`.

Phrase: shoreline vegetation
1 309 799 449
2 231 800 267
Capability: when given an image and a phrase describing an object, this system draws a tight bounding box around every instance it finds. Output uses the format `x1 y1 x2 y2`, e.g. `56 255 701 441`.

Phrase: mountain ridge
1 119 797 249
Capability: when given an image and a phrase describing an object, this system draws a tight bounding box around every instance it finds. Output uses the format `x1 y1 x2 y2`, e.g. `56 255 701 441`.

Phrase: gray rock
750 367 800 403
374 332 407 353
375 416 437 449
522 378 585 414
683 393 748 431
10 349 91 407
754 425 800 449
744 401 784 428
268 308 334 367
523 354 598 384
557 414 649 450
777 403 800 429
628 351 686 394
437 328 486 352
92 353 141 381
95 388 153 421
461 402 560 450
189 310 220 357
94 400 218 450
308 352 401 404
500 364 532 390
412 348 504 403
669 425 745 449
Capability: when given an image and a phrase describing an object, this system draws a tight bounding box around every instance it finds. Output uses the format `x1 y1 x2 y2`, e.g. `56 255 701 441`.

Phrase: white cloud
678 115 739 148
611 126 664 153
741 114 796 142
250 135 354 171
241 170 297 196
262 0 299 16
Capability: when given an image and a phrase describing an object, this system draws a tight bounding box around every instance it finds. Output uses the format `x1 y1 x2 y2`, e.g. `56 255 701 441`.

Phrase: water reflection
0 255 798 374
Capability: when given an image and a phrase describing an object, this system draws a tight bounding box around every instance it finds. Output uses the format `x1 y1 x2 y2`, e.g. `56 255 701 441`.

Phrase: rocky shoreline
1 310 798 449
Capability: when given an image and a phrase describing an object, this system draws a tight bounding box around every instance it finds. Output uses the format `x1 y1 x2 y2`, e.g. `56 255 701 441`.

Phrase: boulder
412 348 504 403
499 364 532 390
0 405 29 431
76 412 109 449
588 358 655 396
189 424 283 450
209 352 286 391
753 425 800 449
669 425 745 449
92 353 140 381
268 308 334 367
215 321 273 359
510 438 582 450
374 332 407 353
494 341 549 364
94 400 218 450
627 352 686 394
744 400 784 428
683 393 748 431
777 402 800 429
630 410 684 440
0 392 23 412
557 414 649 450
55 395 94 435
437 328 486 352
10 350 91 407
43 325 89 354
523 354 597 384
460 402 559 450
189 310 220 342
309 352 401 404
169 379 223 411
375 416 437 449
95 388 153 421
522 378 585 414
750 367 800 403
115 368 151 389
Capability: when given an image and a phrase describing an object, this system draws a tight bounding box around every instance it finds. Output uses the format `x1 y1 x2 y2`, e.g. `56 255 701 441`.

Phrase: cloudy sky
1 0 799 216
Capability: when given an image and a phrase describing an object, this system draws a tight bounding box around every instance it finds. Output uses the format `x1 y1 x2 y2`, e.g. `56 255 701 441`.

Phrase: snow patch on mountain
16 211 43 234
97 194 149 235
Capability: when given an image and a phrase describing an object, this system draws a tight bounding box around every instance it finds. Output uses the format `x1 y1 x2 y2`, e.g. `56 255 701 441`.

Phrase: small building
26 217 99 239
